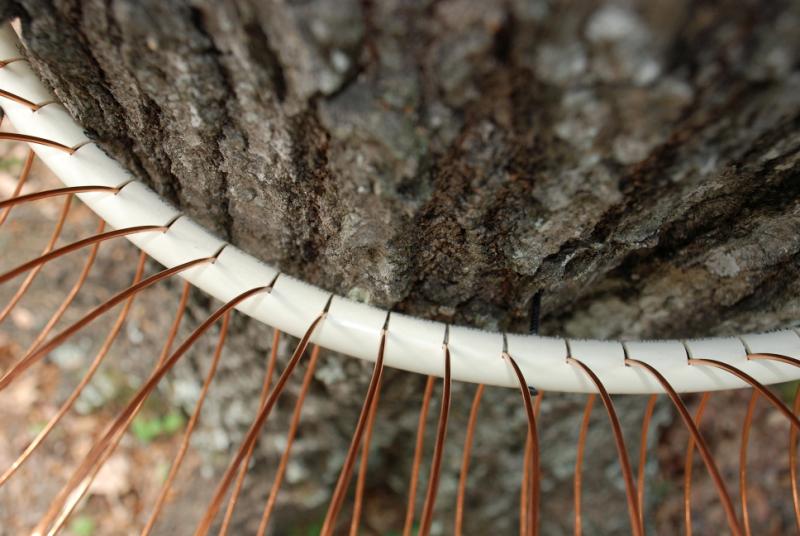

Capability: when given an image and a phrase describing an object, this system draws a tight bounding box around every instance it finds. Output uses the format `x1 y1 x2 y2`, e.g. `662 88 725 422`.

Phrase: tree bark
3 0 800 533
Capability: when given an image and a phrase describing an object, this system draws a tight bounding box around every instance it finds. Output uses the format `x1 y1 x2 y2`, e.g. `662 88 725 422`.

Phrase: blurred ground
0 142 798 535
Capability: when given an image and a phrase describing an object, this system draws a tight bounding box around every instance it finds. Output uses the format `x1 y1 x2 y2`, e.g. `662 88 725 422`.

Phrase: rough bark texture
2 0 800 534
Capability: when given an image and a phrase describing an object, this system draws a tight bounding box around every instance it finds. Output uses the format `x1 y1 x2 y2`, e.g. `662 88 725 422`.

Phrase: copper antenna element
220 328 284 536
0 249 145 487
33 285 272 536
0 148 34 226
0 224 168 286
0 56 26 68
574 394 596 536
255 344 321 536
22 218 104 355
0 254 214 393
321 317 388 536
0 192 71 324
350 365 383 536
684 392 710 536
0 184 118 210
504 350 541 536
625 358 742 535
455 383 485 536
139 281 193 536
194 294 330 536
567 356 643 536
0 88 40 110
740 391 758 536
636 394 658 526
521 392 543 536
403 375 436 536
417 338 453 536
0 132 83 154
688 358 800 431
143 309 232 535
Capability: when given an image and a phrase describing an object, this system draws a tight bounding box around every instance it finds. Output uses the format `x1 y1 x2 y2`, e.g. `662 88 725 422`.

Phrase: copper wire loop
684 392 711 536
455 383 485 536
0 185 118 210
636 394 658 526
403 375 436 536
574 394 596 536
0 132 80 153
626 358 742 536
568 357 643 536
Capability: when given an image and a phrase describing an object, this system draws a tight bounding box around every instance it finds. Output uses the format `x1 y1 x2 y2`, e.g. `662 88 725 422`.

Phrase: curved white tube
0 25 798 394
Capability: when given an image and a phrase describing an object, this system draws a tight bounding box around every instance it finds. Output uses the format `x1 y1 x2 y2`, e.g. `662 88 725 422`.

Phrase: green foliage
68 515 95 536
131 411 186 443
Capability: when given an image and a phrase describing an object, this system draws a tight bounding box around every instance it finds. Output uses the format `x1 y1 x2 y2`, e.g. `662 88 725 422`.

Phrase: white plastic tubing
1 25 798 394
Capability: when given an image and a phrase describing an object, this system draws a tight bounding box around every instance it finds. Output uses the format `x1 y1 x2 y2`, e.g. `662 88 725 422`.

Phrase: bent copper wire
0 254 214 393
0 88 39 110
350 366 383 536
0 148 34 226
688 358 800 431
0 192 71 324
0 250 145 487
0 132 79 154
255 344 321 536
321 319 388 536
0 185 118 211
636 394 658 526
0 57 26 68
403 375 436 536
454 383 485 536
625 358 742 536
522 391 542 536
0 223 169 286
23 219 104 355
684 392 710 536
219 328 283 536
141 309 231 536
33 285 272 536
504 351 540 536
194 294 330 536
567 357 643 536
740 391 758 536
574 394 596 536
139 281 193 536
417 341 453 536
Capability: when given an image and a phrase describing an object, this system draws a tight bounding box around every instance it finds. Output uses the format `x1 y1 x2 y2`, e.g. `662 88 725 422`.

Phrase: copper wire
403 375 436 536
193 297 328 536
138 281 192 536
0 88 40 110
0 250 145 487
34 285 271 536
0 132 79 154
684 392 710 536
0 57 26 68
521 432 531 536
321 327 387 536
740 391 758 536
0 224 168 286
573 394 596 536
636 394 658 526
0 255 214 393
626 358 742 536
219 329 283 536
0 192 71 323
504 352 540 536
0 148 34 226
350 365 383 536
455 383 485 536
417 345 452 536
23 219 104 354
141 309 231 536
255 344 321 536
688 358 800 431
0 185 118 210
567 357 643 536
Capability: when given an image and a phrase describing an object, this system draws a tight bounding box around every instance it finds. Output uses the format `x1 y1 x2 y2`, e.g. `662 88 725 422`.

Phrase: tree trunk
3 0 799 533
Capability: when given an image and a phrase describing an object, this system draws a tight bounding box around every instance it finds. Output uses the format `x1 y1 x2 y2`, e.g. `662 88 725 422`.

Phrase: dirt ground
0 142 798 535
